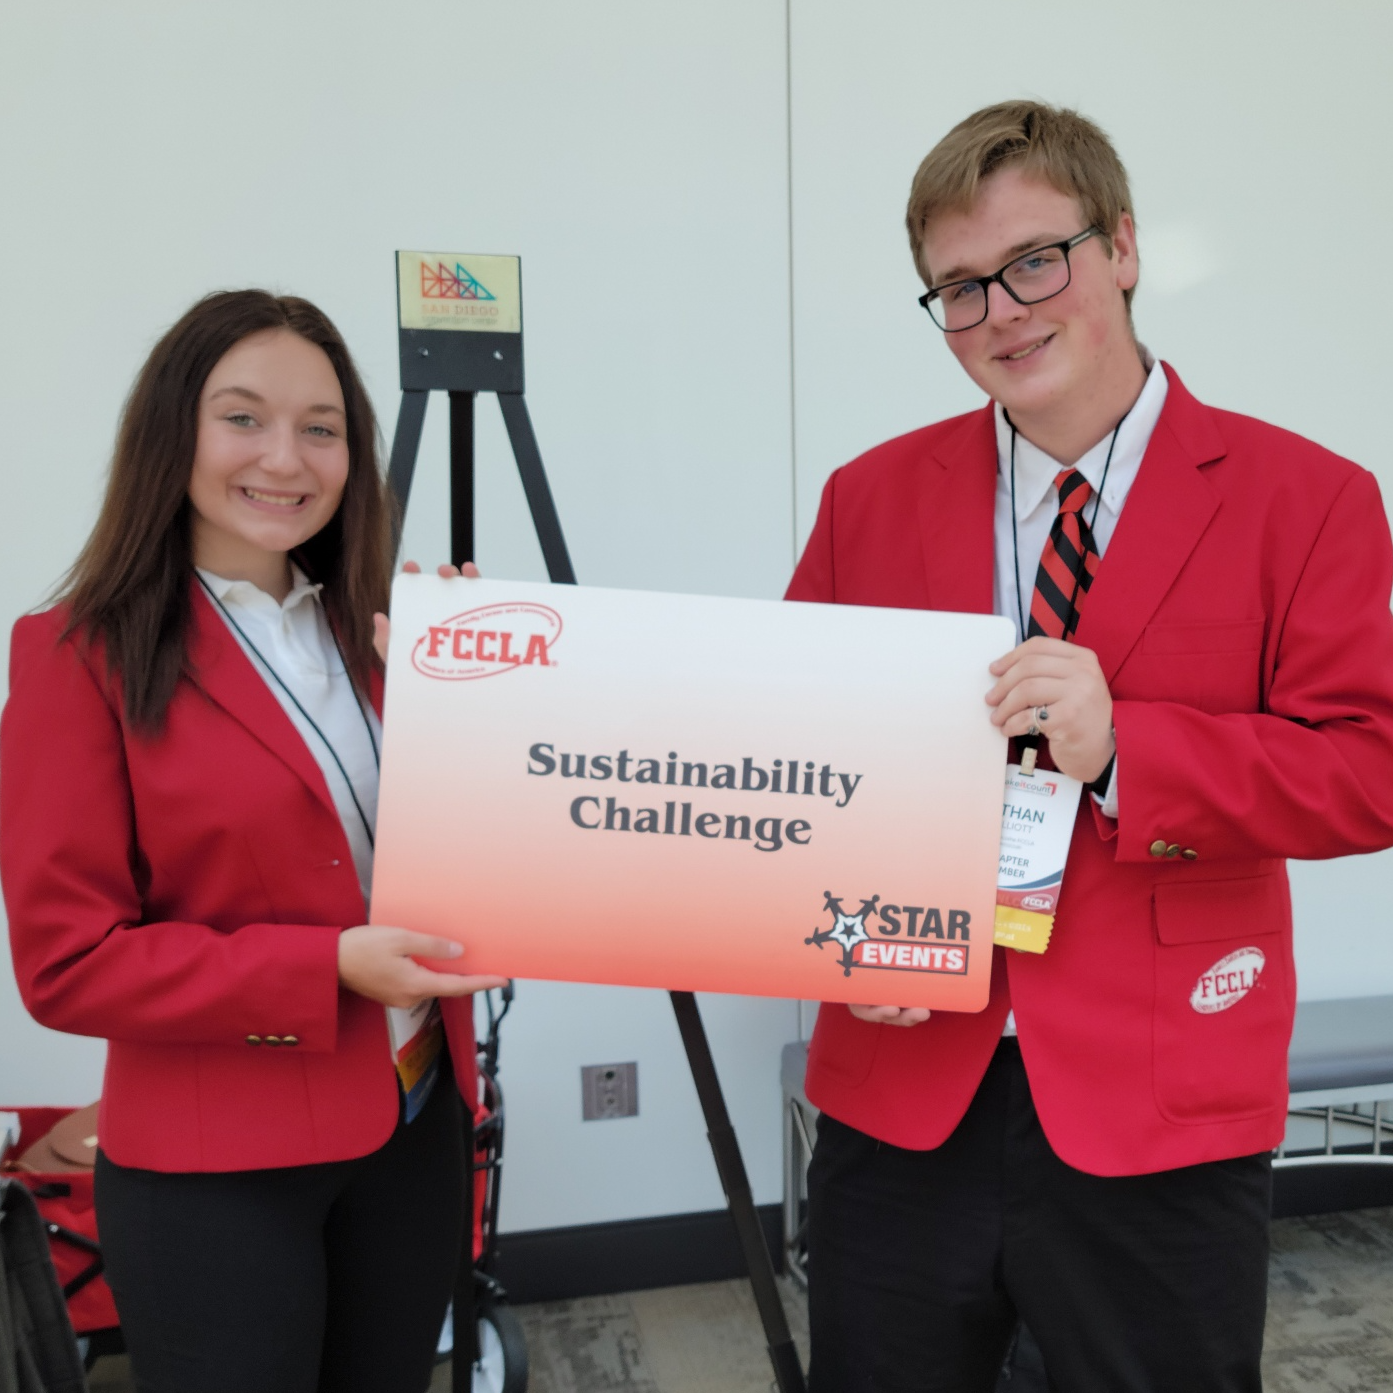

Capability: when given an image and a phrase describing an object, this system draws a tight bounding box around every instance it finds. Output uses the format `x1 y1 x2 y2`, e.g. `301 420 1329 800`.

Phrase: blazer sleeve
1 617 343 1051
1110 468 1393 862
785 470 838 603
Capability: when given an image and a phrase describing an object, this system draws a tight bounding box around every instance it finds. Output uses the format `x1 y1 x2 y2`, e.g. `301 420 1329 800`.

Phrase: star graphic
829 914 870 954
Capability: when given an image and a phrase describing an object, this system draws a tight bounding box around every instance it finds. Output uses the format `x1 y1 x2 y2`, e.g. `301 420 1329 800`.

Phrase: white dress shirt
991 353 1167 1034
993 355 1168 646
197 567 382 902
992 352 1169 821
198 569 441 1074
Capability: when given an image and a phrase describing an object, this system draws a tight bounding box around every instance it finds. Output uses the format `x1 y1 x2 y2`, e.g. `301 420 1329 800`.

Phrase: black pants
806 1037 1271 1393
94 1064 466 1393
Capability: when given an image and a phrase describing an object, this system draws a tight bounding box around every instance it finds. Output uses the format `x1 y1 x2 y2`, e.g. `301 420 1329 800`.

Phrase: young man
787 101 1393 1393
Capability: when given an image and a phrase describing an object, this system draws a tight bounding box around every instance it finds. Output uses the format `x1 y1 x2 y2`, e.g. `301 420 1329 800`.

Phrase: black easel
387 254 806 1393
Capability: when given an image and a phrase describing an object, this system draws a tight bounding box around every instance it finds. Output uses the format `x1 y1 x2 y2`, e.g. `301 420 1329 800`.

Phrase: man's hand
986 636 1115 783
372 560 482 663
848 1004 931 1027
338 925 507 1009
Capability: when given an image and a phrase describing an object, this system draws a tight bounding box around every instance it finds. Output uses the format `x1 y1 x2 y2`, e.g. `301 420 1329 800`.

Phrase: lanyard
197 575 381 847
1007 410 1129 644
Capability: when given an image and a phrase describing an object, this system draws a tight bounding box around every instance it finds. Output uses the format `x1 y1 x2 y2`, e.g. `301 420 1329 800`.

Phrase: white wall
2 0 1392 1236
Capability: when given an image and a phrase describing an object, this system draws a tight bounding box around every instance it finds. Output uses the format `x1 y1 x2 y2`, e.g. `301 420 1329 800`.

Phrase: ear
1110 212 1140 294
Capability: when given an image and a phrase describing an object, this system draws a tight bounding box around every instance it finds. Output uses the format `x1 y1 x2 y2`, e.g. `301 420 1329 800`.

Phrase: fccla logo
411 602 561 681
1190 946 1266 1014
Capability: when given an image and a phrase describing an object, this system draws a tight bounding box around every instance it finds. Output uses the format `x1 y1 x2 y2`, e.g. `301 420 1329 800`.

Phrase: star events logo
805 891 970 978
412 602 562 681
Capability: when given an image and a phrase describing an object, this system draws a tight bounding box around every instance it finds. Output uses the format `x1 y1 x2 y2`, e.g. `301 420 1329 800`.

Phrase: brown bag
14 1103 100 1174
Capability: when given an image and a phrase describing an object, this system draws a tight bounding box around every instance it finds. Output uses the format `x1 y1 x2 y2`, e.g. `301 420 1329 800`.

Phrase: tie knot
1055 469 1092 516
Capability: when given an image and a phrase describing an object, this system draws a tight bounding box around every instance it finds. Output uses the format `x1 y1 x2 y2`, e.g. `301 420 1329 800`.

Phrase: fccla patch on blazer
1190 946 1266 1014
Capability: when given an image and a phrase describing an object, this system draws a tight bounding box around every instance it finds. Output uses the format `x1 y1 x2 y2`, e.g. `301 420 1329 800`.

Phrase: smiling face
920 165 1140 448
188 328 349 596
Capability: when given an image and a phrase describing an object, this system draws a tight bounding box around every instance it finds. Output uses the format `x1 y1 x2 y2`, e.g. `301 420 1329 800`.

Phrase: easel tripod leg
498 392 576 584
670 990 808 1393
390 382 808 1390
449 391 476 568
387 390 429 529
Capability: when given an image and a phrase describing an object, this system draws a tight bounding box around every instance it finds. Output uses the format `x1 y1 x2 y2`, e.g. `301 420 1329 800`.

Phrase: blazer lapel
919 405 997 614
1075 365 1226 683
185 583 339 818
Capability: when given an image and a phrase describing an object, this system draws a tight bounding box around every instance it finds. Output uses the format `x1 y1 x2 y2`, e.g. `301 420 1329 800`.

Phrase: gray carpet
484 1278 810 1393
1262 1206 1393 1393
91 1208 1393 1392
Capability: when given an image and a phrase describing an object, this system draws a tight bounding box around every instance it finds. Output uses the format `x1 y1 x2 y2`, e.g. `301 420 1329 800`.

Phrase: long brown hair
61 290 392 733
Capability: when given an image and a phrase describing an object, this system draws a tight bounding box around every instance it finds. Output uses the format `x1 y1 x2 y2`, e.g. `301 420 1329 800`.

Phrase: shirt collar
196 564 323 615
994 350 1169 522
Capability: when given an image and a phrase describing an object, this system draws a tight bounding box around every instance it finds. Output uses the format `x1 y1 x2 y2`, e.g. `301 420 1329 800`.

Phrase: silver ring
1035 705 1050 725
1026 721 1040 737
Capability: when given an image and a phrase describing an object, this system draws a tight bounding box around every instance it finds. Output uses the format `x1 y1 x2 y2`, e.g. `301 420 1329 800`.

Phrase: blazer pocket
1154 876 1282 945
1121 620 1266 713
1140 619 1265 656
1151 877 1291 1125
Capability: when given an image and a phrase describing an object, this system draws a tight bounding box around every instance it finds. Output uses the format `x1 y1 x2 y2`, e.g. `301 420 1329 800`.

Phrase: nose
983 278 1028 328
259 422 303 477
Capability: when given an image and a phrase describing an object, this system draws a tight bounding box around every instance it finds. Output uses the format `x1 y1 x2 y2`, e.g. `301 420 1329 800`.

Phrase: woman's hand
337 925 507 1009
847 1003 932 1027
372 561 481 663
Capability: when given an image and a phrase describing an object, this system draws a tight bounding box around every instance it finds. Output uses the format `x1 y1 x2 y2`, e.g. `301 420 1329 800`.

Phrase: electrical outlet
581 1062 638 1120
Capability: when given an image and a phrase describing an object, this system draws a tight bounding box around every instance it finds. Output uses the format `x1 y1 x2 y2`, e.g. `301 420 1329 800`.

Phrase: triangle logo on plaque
420 261 498 302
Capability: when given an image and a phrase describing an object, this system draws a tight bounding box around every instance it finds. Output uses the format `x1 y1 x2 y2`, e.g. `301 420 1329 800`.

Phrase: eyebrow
207 385 344 415
932 233 1071 288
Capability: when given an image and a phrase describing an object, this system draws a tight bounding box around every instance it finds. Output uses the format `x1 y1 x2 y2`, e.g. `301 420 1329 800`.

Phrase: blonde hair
906 100 1136 306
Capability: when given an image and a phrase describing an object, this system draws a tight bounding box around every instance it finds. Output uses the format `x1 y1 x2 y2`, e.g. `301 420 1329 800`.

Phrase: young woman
0 291 504 1393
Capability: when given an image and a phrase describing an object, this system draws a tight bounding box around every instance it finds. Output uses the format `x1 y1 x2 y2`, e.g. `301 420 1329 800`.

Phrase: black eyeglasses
918 227 1102 332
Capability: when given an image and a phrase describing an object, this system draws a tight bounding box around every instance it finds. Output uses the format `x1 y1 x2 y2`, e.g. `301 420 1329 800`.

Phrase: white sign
371 577 1015 1011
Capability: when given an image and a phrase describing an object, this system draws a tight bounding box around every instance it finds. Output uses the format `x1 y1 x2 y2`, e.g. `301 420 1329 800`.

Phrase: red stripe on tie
1026 469 1099 642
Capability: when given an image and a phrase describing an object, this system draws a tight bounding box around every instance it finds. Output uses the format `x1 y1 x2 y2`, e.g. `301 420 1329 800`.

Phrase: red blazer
1 584 476 1173
788 364 1393 1175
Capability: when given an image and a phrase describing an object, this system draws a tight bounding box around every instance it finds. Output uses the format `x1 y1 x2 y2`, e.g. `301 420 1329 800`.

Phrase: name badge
994 763 1083 954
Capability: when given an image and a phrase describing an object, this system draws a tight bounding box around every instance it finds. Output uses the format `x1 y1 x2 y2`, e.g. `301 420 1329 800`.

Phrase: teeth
243 488 305 507
1006 340 1047 361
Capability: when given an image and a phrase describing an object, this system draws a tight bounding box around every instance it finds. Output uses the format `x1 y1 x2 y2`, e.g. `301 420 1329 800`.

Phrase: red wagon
3 984 527 1390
